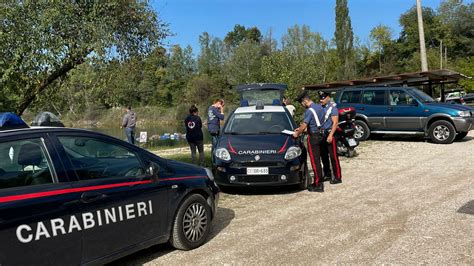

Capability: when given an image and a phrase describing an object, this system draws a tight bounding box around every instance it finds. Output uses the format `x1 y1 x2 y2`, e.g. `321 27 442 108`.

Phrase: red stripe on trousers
307 135 319 185
332 140 341 179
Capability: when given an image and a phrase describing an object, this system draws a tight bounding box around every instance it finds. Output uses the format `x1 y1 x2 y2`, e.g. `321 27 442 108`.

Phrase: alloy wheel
354 125 364 139
433 125 450 141
182 202 208 242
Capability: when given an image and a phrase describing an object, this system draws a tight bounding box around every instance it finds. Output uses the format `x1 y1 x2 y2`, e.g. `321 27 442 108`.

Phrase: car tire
354 120 370 141
428 120 456 144
298 163 310 190
170 194 211 250
455 131 468 140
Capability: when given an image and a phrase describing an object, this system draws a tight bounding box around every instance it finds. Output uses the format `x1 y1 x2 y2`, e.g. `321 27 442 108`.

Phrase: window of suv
361 90 386 105
389 89 416 105
408 88 436 103
340 90 361 103
0 138 54 189
225 112 293 134
58 136 145 180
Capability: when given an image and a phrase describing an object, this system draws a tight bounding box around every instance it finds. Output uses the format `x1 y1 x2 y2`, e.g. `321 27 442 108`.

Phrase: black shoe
330 178 342 184
323 175 332 182
308 183 324 192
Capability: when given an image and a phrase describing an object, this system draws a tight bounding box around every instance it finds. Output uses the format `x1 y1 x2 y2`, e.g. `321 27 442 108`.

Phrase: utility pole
416 0 428 72
440 40 443 69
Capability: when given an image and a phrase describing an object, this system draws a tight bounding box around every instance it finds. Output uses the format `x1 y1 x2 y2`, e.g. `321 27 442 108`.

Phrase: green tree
334 0 355 79
197 32 225 76
226 40 264 84
438 0 474 58
0 1 169 114
224 24 262 47
369 25 393 73
456 57 474 92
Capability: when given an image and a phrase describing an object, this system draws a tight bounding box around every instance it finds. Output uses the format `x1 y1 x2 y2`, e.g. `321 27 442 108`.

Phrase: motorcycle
334 107 358 157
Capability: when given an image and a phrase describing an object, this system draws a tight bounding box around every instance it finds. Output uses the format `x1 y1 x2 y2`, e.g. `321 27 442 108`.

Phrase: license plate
348 138 357 147
247 167 269 175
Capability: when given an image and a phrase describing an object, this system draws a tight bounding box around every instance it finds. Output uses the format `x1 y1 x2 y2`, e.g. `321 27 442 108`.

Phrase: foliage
334 0 355 79
0 1 169 114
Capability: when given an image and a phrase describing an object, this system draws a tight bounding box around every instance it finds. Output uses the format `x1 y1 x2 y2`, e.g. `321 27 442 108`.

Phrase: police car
212 84 309 188
0 114 219 265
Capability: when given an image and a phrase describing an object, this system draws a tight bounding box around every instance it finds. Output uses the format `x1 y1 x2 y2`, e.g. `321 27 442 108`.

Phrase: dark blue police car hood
218 133 294 161
165 159 207 176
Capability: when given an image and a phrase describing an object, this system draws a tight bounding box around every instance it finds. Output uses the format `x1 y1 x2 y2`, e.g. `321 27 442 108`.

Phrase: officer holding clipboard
293 91 342 192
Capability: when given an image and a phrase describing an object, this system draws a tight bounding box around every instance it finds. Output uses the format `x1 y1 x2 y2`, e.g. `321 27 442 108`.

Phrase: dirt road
115 132 474 265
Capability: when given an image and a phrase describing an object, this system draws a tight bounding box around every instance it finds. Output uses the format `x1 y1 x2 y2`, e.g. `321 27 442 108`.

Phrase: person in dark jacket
121 106 137 144
185 105 204 166
207 99 224 151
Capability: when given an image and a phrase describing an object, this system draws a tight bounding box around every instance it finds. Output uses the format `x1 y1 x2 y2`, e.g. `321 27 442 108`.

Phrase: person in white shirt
283 97 296 116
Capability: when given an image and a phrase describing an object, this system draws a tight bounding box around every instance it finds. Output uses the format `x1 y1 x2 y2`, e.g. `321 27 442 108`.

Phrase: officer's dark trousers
307 133 324 186
321 136 342 180
307 133 342 186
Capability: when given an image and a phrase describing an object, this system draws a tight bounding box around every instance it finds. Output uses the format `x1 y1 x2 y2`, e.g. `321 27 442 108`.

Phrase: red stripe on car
0 176 207 203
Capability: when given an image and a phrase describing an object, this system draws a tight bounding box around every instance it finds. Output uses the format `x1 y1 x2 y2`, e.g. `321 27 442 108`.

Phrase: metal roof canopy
236 83 287 92
303 69 471 102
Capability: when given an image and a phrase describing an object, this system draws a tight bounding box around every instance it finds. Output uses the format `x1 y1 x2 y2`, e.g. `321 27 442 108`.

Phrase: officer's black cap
318 91 330 100
295 91 310 103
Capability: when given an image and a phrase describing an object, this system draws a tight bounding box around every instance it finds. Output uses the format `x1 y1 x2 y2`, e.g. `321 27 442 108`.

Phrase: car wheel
170 194 211 250
428 120 456 144
299 163 310 190
455 131 468 140
354 120 370 141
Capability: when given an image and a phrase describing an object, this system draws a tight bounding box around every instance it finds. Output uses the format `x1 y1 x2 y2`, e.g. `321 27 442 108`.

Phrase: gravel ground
114 132 474 265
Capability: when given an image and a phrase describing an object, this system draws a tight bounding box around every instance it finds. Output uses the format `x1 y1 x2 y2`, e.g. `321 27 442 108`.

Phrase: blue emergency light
0 112 29 130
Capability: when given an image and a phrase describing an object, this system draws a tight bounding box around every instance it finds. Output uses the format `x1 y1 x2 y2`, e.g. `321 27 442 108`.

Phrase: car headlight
457 111 471 117
204 168 215 181
284 146 302 160
215 148 231 161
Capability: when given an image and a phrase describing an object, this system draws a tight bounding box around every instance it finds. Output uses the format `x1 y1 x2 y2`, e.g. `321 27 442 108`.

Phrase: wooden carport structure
303 69 471 102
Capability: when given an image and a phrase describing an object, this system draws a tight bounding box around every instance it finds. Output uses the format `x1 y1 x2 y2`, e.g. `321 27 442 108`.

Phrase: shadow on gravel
457 200 474 215
109 207 234 266
221 185 302 195
368 134 426 142
367 134 473 143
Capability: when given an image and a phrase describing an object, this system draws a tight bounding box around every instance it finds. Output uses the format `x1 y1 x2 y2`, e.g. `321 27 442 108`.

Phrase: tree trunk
16 49 91 115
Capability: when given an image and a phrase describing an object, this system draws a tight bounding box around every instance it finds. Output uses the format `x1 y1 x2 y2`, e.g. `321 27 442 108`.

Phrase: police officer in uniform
293 91 342 192
318 91 342 184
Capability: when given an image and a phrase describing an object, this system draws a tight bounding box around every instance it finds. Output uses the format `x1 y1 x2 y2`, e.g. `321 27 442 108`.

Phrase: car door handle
80 192 107 204
387 107 394 111
358 107 365 111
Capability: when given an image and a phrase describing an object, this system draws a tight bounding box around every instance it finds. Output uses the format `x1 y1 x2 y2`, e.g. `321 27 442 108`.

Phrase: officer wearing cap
293 91 326 192
318 91 342 185
293 92 340 192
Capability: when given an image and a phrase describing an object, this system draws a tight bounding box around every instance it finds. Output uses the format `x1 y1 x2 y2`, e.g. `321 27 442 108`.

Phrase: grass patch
161 152 213 168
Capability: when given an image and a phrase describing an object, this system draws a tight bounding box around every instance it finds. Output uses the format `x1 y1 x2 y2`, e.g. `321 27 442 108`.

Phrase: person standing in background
121 106 137 144
207 99 225 152
185 105 204 166
283 96 296 116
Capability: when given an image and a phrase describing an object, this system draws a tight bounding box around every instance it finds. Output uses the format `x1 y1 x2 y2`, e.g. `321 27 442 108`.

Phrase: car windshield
409 89 436 103
225 112 293 134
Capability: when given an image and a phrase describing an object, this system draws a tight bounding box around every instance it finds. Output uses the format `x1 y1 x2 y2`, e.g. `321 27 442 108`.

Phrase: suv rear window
361 90 386 105
340 90 361 103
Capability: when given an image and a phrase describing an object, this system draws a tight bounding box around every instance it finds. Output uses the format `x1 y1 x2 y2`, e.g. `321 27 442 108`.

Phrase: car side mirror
147 161 160 181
